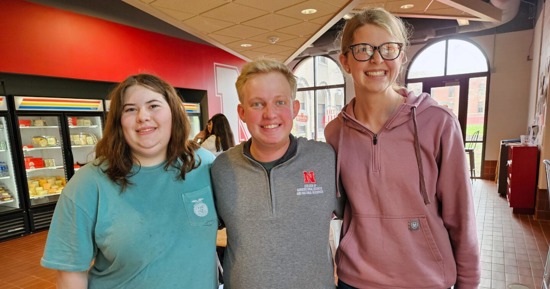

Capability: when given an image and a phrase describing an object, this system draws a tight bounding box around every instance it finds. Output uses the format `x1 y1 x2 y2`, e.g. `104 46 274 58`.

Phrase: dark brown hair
209 113 235 152
95 74 199 191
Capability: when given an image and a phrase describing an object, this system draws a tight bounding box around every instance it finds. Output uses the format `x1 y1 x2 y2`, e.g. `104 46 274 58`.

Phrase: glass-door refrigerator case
0 96 29 240
14 96 104 231
184 102 202 140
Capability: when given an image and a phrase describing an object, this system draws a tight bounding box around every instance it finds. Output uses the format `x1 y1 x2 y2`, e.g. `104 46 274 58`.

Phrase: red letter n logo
303 171 316 184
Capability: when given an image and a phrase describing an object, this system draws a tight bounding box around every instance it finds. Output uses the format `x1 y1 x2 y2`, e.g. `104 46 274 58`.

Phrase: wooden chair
465 131 479 178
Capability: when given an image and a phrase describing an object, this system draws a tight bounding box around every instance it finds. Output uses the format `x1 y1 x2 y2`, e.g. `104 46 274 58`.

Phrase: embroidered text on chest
296 171 324 196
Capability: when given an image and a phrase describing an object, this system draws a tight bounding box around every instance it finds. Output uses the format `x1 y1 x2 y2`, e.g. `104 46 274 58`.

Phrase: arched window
293 56 345 141
406 38 489 179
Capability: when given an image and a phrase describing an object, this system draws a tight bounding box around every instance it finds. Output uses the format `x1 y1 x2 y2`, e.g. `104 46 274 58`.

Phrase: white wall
532 2 549 188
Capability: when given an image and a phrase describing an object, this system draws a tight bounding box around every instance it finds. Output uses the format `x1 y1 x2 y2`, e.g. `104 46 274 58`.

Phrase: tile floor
0 180 549 289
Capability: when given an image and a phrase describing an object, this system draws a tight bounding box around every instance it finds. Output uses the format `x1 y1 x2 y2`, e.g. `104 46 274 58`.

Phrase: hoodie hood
339 88 439 131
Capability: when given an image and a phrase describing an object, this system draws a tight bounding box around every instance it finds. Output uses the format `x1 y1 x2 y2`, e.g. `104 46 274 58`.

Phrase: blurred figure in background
194 113 235 156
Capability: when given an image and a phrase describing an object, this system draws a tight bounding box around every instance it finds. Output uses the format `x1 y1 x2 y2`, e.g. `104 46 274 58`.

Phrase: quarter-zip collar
336 89 436 204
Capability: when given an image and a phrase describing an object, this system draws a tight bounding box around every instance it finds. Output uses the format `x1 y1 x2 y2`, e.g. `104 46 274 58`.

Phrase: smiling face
237 71 299 161
340 23 404 96
121 84 173 166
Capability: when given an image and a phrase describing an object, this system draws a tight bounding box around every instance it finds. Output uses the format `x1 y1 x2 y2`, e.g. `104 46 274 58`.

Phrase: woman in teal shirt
41 74 218 289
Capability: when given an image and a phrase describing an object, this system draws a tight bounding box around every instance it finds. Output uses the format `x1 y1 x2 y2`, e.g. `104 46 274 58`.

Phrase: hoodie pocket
337 215 447 287
181 187 217 227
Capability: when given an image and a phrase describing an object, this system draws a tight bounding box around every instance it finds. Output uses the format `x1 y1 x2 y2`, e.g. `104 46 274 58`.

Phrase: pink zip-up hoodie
325 89 480 289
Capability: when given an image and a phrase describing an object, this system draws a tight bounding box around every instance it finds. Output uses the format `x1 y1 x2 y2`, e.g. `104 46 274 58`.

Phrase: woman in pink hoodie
325 8 480 289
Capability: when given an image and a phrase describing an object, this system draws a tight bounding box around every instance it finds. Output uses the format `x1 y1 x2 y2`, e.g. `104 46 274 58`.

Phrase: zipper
243 154 276 217
373 134 378 145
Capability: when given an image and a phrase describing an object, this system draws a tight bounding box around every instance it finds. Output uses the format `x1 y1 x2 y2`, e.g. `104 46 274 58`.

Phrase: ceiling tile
277 0 341 19
152 6 195 21
384 0 435 15
250 44 295 54
242 13 302 31
320 0 352 8
151 0 228 14
234 0 308 12
122 0 503 64
213 24 268 39
183 16 234 34
241 50 287 62
248 31 298 45
278 37 310 48
277 21 319 37
207 33 241 45
202 2 268 23
225 40 269 51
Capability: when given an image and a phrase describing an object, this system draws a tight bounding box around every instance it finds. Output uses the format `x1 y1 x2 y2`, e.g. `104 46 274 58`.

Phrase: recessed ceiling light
240 43 252 48
343 13 354 20
400 4 414 9
457 19 470 26
301 8 317 15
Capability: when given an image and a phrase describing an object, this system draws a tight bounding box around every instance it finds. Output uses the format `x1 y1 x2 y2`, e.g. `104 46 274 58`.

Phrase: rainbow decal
15 97 104 112
183 102 200 113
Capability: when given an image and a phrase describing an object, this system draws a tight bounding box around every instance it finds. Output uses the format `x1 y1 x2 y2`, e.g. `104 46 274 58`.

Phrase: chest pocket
182 187 217 226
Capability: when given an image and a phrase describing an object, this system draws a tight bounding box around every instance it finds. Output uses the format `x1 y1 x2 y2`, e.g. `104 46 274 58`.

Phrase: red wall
0 0 245 115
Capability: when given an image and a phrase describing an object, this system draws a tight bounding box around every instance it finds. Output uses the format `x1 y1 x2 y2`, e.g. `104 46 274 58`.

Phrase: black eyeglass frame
348 42 404 62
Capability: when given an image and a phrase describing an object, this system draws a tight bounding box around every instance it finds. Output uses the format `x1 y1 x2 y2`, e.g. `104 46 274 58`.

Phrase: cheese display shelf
25 166 64 172
0 116 21 214
0 199 14 205
17 115 66 207
23 146 61 152
29 192 61 200
13 96 105 231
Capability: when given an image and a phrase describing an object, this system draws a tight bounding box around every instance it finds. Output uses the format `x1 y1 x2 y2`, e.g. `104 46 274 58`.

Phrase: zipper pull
373 134 378 145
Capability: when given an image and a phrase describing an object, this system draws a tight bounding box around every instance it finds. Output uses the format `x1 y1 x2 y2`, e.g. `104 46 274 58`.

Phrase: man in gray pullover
211 58 342 289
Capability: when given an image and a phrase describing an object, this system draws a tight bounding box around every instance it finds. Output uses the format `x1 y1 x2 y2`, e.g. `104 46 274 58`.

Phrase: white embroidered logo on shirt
297 184 324 196
192 198 208 217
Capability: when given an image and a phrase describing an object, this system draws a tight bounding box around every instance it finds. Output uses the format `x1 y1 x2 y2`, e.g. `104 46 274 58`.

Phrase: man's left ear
292 99 300 117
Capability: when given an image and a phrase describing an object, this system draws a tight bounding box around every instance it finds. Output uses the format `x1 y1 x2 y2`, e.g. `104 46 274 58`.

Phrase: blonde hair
339 7 410 57
235 58 297 102
338 8 411 89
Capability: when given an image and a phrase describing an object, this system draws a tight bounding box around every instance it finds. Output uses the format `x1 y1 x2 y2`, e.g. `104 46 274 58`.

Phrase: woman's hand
194 130 207 143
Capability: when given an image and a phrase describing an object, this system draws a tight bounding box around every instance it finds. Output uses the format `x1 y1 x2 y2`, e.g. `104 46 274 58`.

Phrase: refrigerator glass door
67 115 103 172
188 114 201 140
0 117 21 213
19 116 67 206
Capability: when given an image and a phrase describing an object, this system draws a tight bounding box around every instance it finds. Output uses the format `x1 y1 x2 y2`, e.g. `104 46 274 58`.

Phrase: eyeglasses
348 42 403 62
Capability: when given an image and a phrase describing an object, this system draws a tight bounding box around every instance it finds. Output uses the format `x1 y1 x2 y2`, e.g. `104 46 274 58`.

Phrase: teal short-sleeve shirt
41 148 218 289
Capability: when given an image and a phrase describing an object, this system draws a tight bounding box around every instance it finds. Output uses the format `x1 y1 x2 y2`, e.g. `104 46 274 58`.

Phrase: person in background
195 113 235 156
193 117 213 144
211 58 342 289
324 7 480 289
41 74 218 289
